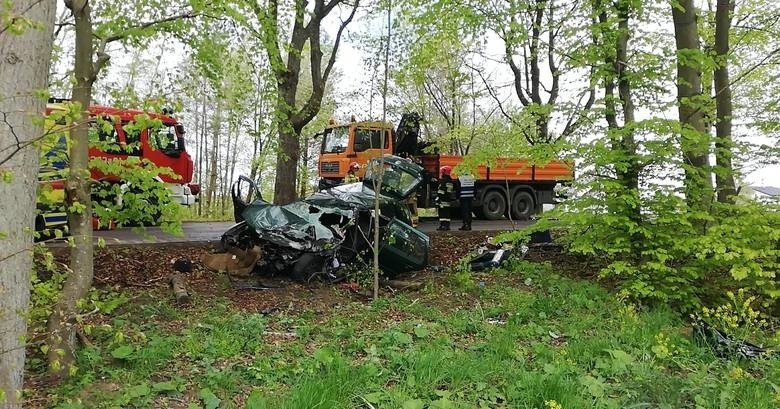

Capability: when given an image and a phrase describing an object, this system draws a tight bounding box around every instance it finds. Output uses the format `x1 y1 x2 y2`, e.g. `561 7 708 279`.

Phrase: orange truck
317 113 573 220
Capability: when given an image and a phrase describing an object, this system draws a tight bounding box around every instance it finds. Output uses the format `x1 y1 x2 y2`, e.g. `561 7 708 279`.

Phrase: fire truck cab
38 101 198 230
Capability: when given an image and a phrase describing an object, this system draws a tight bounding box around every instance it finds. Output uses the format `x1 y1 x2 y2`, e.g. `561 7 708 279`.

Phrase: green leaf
110 345 134 359
363 392 384 404
152 381 178 393
414 325 430 338
430 397 455 409
393 331 413 345
580 375 606 398
402 399 425 409
246 390 265 408
314 348 335 365
606 349 634 373
199 388 221 409
126 383 151 399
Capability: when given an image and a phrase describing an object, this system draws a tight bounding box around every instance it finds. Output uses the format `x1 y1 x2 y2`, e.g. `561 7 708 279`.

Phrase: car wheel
481 190 506 220
291 253 325 282
511 191 535 220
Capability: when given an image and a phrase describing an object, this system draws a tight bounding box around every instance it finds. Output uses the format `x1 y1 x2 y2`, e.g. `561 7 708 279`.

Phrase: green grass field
28 259 779 408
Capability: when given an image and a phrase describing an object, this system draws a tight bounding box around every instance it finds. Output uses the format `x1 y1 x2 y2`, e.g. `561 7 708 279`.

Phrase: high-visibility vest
458 175 475 198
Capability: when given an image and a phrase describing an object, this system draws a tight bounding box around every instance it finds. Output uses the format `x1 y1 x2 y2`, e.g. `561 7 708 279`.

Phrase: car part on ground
209 155 430 283
694 321 766 359
469 244 529 271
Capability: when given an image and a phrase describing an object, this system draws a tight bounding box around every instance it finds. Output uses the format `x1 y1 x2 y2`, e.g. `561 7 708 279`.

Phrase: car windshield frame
322 126 349 153
363 157 423 199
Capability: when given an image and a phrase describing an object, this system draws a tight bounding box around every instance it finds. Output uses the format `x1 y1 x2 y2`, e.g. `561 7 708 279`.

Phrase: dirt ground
48 231 508 314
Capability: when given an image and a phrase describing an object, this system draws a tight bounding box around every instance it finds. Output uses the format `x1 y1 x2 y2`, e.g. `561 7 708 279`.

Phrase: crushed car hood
241 200 354 252
305 182 394 210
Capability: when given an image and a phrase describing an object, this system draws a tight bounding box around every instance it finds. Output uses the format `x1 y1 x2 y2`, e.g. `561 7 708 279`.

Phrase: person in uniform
457 173 475 230
436 166 455 231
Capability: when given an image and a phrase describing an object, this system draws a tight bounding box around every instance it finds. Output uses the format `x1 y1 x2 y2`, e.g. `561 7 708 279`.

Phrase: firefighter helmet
440 166 453 177
349 162 360 171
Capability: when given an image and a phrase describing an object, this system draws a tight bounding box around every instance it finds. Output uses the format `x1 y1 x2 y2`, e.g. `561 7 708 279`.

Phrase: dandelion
545 400 563 409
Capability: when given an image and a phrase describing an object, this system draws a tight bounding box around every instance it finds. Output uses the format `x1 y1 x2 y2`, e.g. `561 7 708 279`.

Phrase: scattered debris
202 246 262 277
486 318 507 325
168 274 191 304
694 321 766 359
470 244 528 271
172 258 193 273
382 278 425 291
262 331 298 338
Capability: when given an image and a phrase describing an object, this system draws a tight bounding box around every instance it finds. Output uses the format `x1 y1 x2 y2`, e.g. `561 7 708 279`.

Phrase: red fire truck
37 100 199 230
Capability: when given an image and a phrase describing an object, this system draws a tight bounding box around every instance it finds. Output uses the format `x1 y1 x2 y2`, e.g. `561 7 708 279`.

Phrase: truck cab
37 102 200 231
318 120 393 188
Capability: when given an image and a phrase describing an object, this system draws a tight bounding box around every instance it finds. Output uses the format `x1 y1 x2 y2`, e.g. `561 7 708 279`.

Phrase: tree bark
273 117 300 204
713 0 737 203
47 0 96 380
197 82 207 216
0 1 54 405
221 122 233 215
671 0 714 212
204 101 221 212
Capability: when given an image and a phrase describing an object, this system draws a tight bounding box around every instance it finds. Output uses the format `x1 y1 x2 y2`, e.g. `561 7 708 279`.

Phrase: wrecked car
212 155 430 283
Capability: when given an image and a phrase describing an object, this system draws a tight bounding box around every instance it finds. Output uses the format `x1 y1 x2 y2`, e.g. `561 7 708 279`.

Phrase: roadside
27 234 780 408
43 219 530 246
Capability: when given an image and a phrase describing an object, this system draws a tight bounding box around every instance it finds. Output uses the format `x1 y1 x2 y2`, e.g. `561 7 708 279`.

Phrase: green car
220 155 429 281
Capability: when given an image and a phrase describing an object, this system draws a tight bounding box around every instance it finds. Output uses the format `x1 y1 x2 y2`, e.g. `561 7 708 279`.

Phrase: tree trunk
615 0 640 215
221 123 232 215
0 1 54 404
298 133 309 199
273 118 300 204
204 101 221 212
713 0 737 203
229 126 239 194
671 0 714 212
47 0 96 380
197 83 207 216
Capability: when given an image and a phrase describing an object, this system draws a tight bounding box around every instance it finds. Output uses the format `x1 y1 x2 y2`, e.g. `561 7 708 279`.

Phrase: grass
27 259 780 408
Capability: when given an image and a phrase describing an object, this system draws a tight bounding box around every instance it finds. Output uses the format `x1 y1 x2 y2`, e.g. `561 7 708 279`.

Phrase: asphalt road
89 219 531 246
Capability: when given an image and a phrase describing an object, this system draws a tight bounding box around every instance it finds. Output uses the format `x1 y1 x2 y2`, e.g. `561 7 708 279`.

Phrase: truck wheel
481 190 507 220
511 191 535 220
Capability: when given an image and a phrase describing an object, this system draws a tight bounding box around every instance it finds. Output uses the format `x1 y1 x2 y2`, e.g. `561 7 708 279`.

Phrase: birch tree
0 1 54 405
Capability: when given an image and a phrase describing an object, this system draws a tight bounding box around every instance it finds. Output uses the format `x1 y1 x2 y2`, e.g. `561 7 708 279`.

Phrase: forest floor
25 232 780 408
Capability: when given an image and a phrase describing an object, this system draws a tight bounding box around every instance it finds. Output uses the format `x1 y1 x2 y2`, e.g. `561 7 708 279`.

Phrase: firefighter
436 166 456 231
458 173 475 230
344 162 360 184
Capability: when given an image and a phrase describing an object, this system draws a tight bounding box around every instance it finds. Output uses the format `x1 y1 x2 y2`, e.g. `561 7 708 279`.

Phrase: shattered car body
218 155 429 282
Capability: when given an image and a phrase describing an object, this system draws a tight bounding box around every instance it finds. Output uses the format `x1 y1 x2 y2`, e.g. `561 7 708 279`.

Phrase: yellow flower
545 400 563 409
728 367 745 380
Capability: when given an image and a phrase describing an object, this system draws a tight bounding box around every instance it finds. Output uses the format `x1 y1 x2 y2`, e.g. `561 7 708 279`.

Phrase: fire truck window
354 129 387 152
122 122 142 156
322 127 348 153
88 121 119 152
151 125 180 157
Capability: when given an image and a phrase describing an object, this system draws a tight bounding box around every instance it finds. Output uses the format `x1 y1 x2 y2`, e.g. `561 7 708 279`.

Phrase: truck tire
481 190 507 220
511 190 535 220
